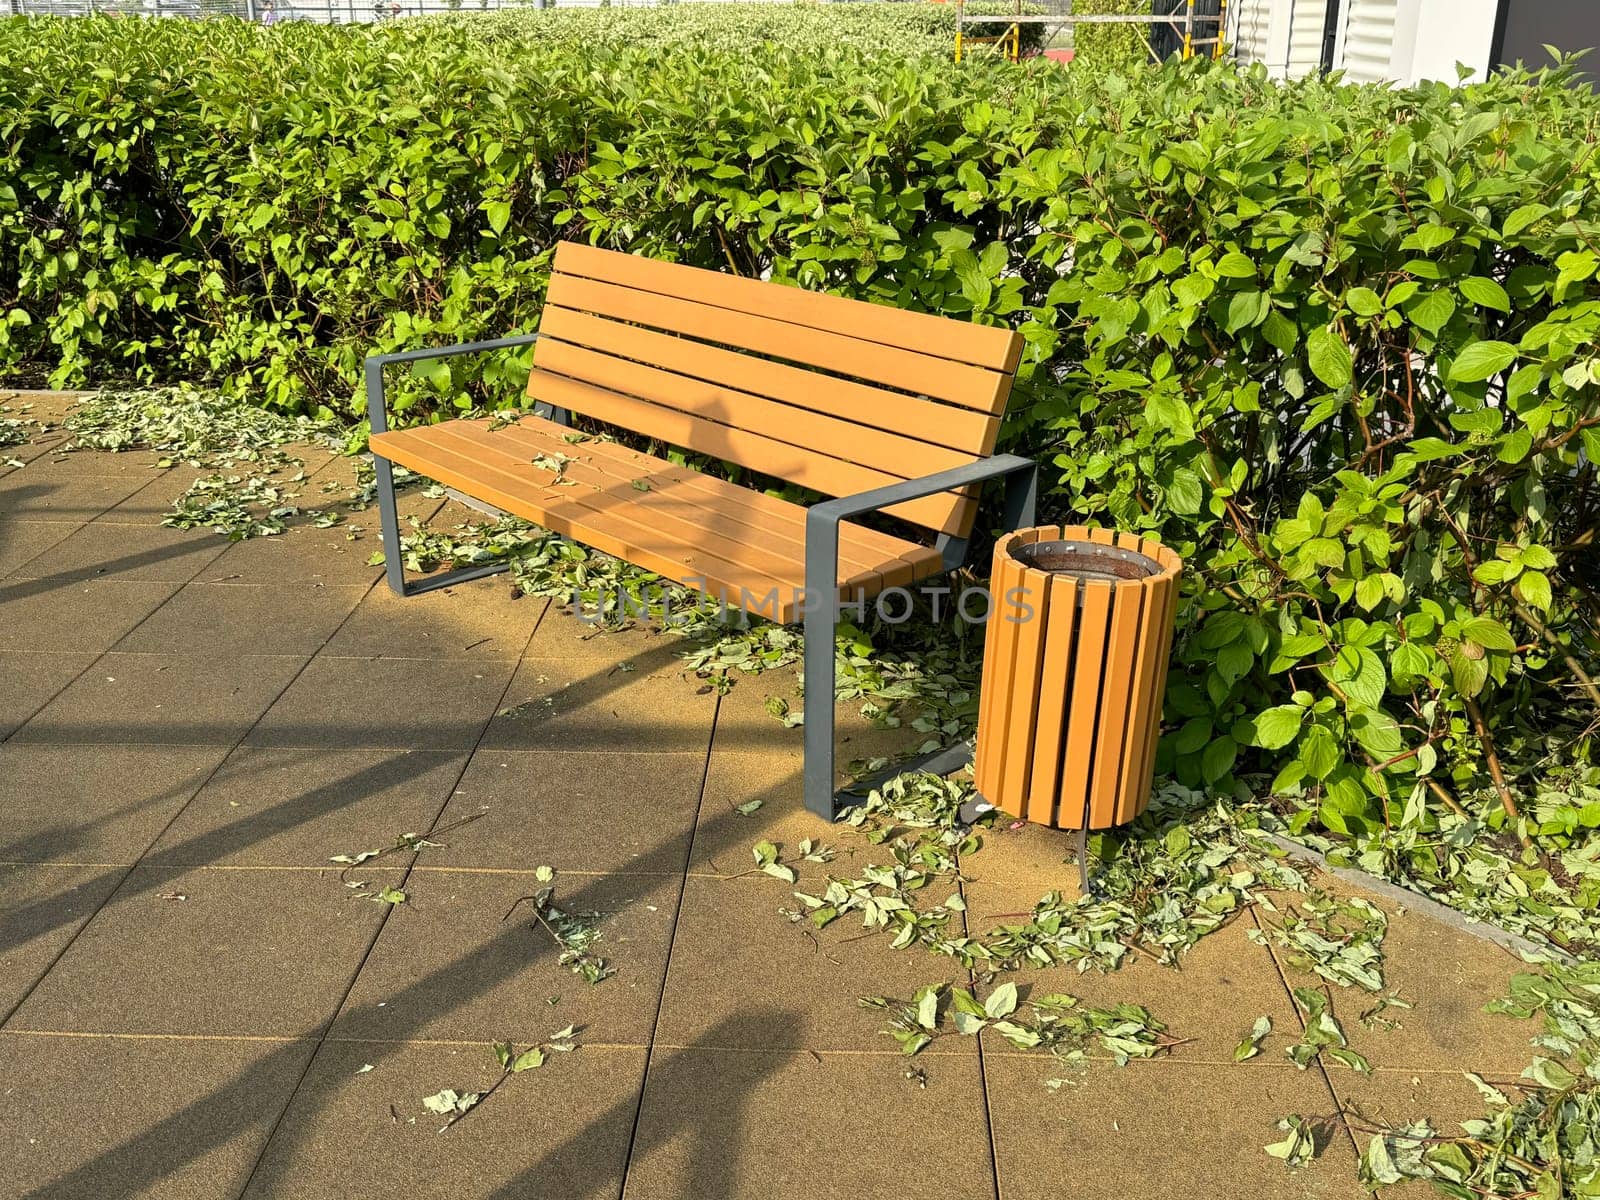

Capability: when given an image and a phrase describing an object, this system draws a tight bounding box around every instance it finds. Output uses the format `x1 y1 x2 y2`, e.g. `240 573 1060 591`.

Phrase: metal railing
953 0 1228 63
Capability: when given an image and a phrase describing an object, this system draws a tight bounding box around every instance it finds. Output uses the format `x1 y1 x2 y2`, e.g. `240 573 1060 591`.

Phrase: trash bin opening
1009 539 1160 584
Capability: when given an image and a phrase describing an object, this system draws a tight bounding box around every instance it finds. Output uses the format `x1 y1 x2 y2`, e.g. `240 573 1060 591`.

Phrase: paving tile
9 864 400 1037
241 1039 644 1200
0 651 96 739
11 522 228 583
0 462 151 522
323 575 543 659
429 748 703 876
622 1041 993 1200
520 603 690 664
984 1056 1364 1200
480 656 717 756
332 869 677 1046
0 743 228 865
710 667 929 767
247 656 516 751
0 433 69 470
0 519 77 577
114 582 372 656
146 747 466 868
98 466 239 525
1325 1066 1503 1196
93 453 377 530
0 579 182 653
655 874 971 1053
296 449 366 492
0 388 91 425
199 528 385 588
687 749 882 880
961 882 1303 1063
1257 883 1537 1074
0 1031 317 1200
957 817 1086 897
12 445 174 477
0 864 125 1017
11 653 307 746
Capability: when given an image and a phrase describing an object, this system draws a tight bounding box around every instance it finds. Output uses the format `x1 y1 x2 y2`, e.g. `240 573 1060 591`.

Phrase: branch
1513 602 1600 714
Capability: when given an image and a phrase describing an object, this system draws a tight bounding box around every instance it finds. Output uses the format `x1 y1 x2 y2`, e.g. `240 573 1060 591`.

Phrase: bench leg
371 450 512 599
800 586 838 821
374 454 408 597
802 511 843 820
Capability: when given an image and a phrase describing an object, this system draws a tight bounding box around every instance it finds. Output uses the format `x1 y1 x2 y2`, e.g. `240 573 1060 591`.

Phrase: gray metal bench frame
365 334 1037 821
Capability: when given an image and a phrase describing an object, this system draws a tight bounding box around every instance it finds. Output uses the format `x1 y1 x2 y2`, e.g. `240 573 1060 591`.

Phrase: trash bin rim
1008 538 1161 583
996 526 1184 595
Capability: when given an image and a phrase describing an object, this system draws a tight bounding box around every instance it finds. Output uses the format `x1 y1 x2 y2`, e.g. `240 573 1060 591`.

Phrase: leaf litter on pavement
751 771 1599 1195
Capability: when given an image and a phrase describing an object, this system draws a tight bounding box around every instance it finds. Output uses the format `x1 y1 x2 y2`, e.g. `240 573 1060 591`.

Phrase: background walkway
0 392 1531 1199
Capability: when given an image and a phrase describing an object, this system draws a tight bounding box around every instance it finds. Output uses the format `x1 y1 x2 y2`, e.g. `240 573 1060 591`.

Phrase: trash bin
974 525 1182 832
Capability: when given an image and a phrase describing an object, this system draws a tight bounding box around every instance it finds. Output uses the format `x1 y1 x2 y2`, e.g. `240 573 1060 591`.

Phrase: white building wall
1409 0 1497 82
1230 0 1498 86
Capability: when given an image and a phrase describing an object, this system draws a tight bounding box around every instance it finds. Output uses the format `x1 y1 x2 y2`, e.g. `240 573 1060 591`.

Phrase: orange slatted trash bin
974 527 1182 866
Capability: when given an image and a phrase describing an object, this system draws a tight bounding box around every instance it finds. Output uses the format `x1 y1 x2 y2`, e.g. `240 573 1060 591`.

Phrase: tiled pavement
0 391 1539 1199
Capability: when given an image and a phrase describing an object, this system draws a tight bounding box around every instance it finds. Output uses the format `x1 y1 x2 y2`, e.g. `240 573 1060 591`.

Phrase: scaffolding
953 0 1229 65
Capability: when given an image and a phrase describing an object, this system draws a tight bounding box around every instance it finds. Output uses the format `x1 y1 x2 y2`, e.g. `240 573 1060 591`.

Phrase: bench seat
370 407 946 624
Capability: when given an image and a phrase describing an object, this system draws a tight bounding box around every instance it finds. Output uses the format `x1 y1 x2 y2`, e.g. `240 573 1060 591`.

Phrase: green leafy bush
1069 0 1150 71
2 8 1598 865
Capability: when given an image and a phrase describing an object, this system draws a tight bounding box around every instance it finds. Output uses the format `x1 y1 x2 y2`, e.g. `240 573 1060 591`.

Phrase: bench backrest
528 241 1024 539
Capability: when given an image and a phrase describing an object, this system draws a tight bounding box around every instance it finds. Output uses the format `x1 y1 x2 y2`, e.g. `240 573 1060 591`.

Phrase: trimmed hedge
3 7 1599 854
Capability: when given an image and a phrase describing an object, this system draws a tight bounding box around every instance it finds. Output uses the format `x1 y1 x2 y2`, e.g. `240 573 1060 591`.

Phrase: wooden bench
364 241 1036 819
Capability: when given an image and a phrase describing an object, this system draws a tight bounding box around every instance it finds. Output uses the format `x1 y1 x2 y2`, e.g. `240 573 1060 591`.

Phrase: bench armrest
806 453 1037 530
804 452 1037 611
363 333 541 435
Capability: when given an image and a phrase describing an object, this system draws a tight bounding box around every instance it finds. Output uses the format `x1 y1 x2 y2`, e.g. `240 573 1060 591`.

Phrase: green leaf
1515 570 1552 611
952 1010 986 1036
916 987 940 1031
510 1046 545 1073
1525 1057 1578 1090
1345 287 1383 316
1502 202 1550 237
1458 276 1511 312
1362 1134 1403 1185
413 358 451 390
1449 340 1518 383
1306 325 1352 389
485 200 511 236
1300 726 1340 780
1215 251 1256 278
984 982 1018 1019
1234 1015 1271 1061
1330 645 1386 708
1264 1115 1317 1167
1201 735 1238 783
1448 645 1490 697
1461 616 1515 651
1254 706 1304 750
1225 289 1269 333
1405 289 1456 334
1391 642 1431 681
